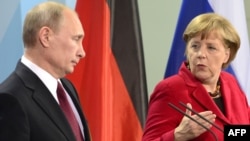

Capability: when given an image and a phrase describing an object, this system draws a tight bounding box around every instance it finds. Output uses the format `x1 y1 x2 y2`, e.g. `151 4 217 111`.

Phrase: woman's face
186 31 230 83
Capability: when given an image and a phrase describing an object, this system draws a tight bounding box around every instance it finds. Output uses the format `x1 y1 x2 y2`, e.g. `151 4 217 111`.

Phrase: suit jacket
0 61 91 141
142 62 250 141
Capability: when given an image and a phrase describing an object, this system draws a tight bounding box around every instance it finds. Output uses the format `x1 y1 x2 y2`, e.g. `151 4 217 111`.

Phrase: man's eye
74 35 83 41
75 37 81 41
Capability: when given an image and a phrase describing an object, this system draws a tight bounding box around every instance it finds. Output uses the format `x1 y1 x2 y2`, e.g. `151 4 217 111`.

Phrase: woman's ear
224 47 230 63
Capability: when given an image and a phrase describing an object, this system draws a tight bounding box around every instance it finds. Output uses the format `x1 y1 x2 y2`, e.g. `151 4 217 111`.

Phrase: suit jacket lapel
15 61 76 141
32 86 76 140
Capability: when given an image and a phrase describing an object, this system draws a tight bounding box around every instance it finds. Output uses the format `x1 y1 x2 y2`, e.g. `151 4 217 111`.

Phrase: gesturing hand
174 103 216 141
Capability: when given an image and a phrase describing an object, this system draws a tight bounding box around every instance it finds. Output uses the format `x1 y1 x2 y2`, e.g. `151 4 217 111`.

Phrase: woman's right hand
174 103 216 141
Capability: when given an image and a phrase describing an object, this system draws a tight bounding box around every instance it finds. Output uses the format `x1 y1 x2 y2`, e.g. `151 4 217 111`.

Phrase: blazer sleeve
142 76 189 141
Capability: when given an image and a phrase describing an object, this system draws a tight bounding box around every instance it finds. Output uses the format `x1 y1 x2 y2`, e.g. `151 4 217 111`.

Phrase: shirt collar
21 55 58 102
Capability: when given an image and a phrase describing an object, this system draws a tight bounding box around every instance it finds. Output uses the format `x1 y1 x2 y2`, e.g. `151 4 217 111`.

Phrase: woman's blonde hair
183 13 240 69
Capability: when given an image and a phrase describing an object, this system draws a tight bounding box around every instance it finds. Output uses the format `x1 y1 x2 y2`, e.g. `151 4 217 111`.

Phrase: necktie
57 82 84 141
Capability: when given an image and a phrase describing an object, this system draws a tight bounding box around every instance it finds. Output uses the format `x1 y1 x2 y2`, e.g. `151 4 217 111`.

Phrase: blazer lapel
32 86 76 140
16 61 76 141
218 77 235 122
179 63 233 126
191 86 230 124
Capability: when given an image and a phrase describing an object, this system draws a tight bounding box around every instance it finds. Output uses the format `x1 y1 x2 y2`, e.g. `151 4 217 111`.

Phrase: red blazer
142 62 250 141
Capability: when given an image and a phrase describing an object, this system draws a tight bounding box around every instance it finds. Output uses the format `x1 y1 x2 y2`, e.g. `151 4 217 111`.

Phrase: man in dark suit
0 1 91 141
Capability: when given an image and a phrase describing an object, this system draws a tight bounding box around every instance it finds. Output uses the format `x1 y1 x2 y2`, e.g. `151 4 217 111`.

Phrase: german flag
66 0 148 141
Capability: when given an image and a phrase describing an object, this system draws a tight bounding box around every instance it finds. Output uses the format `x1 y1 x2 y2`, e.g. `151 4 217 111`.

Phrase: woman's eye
191 44 198 48
208 46 216 50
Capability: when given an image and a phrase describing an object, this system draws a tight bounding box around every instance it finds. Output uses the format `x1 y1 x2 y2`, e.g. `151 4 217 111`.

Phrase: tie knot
57 82 63 92
57 82 67 102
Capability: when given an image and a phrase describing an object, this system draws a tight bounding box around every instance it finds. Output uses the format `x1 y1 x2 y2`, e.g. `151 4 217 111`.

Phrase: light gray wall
138 0 181 96
246 1 250 37
138 0 250 98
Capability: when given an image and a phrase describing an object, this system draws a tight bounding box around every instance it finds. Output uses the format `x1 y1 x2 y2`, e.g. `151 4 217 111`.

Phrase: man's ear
38 26 51 48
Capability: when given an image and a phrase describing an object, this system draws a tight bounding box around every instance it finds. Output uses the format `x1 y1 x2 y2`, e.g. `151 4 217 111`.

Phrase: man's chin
64 68 74 75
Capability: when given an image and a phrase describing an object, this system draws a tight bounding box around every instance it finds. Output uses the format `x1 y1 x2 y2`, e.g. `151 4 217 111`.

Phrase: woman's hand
174 103 216 141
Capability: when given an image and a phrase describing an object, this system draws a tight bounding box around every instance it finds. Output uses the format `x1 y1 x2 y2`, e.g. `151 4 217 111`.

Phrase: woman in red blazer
142 13 250 141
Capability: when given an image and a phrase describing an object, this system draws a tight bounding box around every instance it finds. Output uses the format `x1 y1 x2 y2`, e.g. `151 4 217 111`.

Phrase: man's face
48 9 85 78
